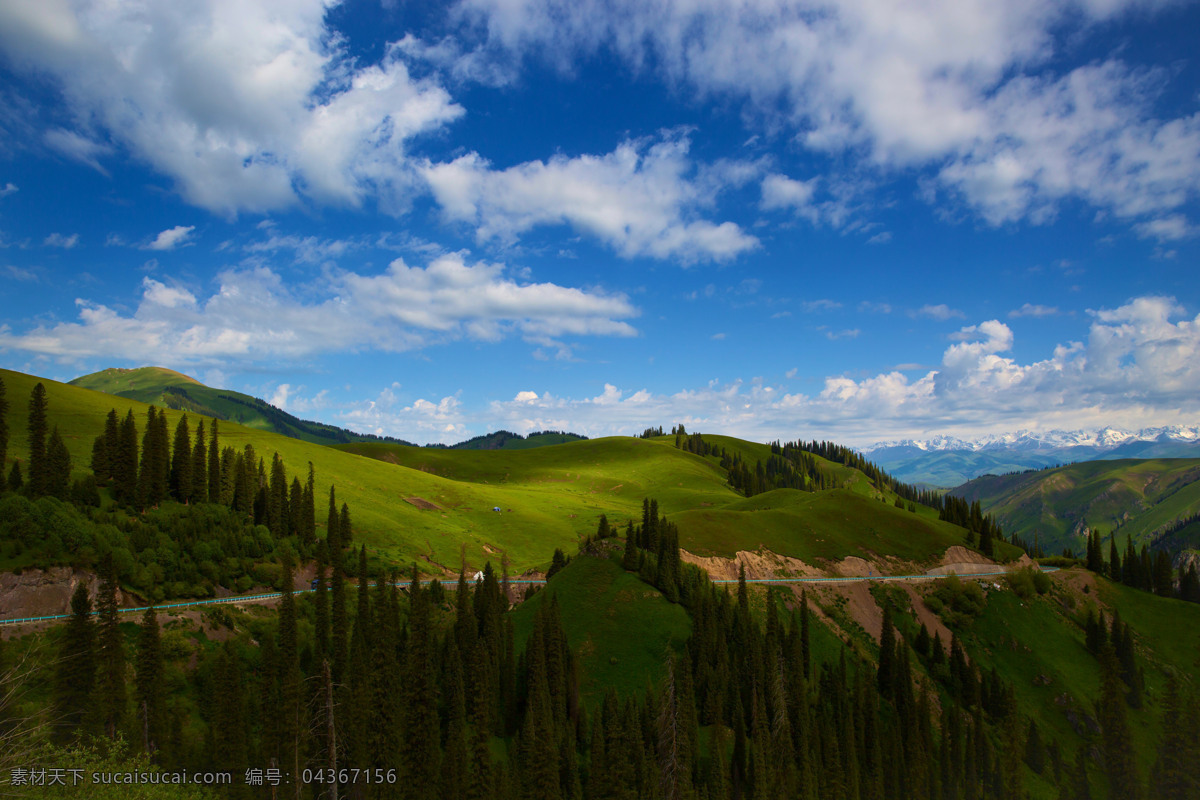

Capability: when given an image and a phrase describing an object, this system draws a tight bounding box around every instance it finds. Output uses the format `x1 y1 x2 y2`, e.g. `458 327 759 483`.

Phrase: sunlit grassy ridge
69 365 410 446
4 367 976 573
953 458 1200 554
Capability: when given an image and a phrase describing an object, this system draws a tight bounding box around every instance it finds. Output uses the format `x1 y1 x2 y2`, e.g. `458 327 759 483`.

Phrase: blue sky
1 0 1198 446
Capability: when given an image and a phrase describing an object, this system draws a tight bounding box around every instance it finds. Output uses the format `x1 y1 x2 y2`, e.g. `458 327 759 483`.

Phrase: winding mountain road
0 566 1058 627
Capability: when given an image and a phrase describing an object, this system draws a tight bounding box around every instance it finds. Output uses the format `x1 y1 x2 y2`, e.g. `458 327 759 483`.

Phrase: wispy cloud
3 264 38 281
0 182 16 199
1008 303 1059 318
143 225 195 251
912 304 964 321
43 232 79 249
44 128 112 175
801 299 842 313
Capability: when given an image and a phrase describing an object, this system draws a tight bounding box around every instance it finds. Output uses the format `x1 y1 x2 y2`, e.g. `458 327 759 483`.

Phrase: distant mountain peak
863 425 1200 455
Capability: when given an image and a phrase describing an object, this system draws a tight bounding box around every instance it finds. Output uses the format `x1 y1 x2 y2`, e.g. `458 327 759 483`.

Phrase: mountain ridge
861 425 1200 487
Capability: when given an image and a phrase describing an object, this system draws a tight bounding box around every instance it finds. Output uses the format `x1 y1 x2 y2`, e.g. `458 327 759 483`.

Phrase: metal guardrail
0 567 1058 627
0 578 544 628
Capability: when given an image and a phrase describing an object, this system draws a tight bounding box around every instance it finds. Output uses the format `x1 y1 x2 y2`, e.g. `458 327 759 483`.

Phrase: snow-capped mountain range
863 425 1200 454
859 425 1200 488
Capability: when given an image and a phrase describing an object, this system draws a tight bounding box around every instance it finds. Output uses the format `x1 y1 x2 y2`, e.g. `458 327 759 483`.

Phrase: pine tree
115 410 139 504
208 419 221 504
1153 550 1175 598
314 540 329 660
139 406 169 508
877 606 895 696
53 582 96 740
1097 644 1139 799
269 453 287 537
135 607 165 758
1150 674 1199 800
86 423 106 484
304 462 316 543
213 642 250 800
191 420 208 503
96 553 127 739
1061 746 1093 800
169 414 191 502
622 520 639 570
45 426 71 499
277 558 303 798
0 375 7 474
7 462 22 493
288 477 302 539
340 502 352 546
26 382 48 496
402 560 442 799
329 512 347 683
1023 718 1044 775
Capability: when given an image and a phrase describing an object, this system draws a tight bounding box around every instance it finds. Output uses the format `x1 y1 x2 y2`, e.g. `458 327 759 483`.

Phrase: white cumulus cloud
454 0 1200 236
0 0 463 216
421 132 758 262
0 253 639 367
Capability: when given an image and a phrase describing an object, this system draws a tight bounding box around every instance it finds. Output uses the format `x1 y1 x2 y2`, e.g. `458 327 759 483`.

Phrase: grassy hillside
951 459 1200 556
442 429 588 450
4 366 985 577
510 554 692 699
69 366 416 447
674 487 973 564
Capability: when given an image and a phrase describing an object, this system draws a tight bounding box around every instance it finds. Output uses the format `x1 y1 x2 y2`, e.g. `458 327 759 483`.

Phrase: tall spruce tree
169 414 192 502
877 606 895 696
402 561 442 799
622 519 639 570
207 419 221 503
115 410 139 504
340 502 352 546
212 642 250 800
53 582 96 740
135 607 165 758
96 553 127 739
1097 644 1139 799
1150 674 1199 800
304 462 316 543
26 382 48 496
191 420 208 503
0 375 8 477
314 541 329 660
277 558 303 798
45 426 71 499
269 453 287 538
288 477 303 539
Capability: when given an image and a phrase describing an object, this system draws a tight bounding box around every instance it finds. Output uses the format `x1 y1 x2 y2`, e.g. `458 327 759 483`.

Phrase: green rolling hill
69 366 416 447
950 459 1200 557
3 366 980 576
